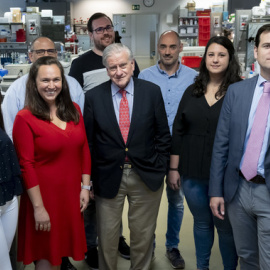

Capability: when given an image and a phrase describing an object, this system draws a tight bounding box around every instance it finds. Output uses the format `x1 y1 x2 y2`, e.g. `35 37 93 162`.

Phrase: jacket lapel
103 81 125 144
240 76 259 147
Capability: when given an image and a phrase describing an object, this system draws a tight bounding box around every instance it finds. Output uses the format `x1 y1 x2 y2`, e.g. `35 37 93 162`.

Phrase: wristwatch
82 185 93 191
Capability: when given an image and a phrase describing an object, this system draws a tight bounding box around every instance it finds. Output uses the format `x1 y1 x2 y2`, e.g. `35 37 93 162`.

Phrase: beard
94 34 115 52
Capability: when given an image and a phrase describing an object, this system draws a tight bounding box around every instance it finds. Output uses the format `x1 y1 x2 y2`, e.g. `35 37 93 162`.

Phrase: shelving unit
178 9 212 47
0 22 24 42
178 11 199 46
197 10 211 46
73 24 88 35
198 17 211 46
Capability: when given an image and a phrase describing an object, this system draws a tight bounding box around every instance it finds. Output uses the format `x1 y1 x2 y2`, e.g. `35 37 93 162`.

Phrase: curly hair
25 56 80 124
193 36 242 99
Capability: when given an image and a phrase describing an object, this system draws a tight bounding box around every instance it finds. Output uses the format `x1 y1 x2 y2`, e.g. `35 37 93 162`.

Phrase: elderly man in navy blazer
209 24 270 270
84 43 171 270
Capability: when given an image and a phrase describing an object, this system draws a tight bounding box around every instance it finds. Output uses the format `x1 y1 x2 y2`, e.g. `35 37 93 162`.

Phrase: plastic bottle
245 67 251 79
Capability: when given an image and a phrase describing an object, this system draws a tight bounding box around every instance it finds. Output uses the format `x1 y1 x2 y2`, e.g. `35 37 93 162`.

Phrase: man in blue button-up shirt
139 30 197 269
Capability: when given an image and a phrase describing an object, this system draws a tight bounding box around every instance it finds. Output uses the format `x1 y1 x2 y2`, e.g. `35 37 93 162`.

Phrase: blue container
0 69 8 77
223 11 228 21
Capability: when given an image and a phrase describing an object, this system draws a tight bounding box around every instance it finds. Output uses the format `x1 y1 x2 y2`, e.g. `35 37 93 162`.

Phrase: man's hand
210 197 225 220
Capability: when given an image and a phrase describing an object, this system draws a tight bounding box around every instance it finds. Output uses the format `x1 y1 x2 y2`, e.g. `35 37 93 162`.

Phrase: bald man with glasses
2 37 84 141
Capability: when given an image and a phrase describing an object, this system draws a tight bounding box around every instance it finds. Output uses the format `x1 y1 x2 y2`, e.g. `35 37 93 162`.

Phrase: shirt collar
156 60 182 77
111 77 134 97
258 74 268 87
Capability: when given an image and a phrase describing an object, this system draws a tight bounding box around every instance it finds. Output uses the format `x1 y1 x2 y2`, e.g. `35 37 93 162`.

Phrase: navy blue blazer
209 75 270 202
84 78 171 199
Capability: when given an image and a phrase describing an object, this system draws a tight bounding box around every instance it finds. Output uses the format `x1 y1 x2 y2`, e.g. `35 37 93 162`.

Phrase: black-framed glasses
93 25 114 34
31 49 57 56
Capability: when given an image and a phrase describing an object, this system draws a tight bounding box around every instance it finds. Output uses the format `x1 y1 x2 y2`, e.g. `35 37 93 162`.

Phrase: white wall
0 0 25 17
71 0 190 36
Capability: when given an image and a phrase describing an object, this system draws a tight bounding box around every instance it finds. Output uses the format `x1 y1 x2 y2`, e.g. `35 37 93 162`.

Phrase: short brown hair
25 56 80 124
255 24 270 47
87 12 113 32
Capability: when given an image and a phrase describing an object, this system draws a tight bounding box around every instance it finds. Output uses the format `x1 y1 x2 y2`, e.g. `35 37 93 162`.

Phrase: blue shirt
111 78 134 124
2 73 85 140
139 61 197 134
240 75 270 177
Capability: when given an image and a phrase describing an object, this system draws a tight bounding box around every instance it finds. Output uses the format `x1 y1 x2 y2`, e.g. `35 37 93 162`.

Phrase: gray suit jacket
209 75 270 202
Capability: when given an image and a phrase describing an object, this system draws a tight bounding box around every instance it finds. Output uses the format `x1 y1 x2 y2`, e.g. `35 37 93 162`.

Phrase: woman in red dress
13 56 92 269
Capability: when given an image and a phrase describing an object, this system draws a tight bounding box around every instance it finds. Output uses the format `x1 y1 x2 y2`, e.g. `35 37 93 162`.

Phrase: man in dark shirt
69 13 139 93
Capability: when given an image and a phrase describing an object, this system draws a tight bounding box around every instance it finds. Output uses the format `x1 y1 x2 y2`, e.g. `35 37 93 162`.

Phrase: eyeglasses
93 25 114 34
31 49 57 56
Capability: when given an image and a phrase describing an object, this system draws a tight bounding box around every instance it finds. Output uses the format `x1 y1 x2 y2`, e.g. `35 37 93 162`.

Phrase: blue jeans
165 184 184 250
182 177 238 270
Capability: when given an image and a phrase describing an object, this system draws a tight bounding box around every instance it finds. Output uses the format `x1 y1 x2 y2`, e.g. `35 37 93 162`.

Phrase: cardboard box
26 7 39 13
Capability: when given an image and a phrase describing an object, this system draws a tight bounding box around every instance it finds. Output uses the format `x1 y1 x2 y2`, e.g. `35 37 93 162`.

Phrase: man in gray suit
209 24 270 270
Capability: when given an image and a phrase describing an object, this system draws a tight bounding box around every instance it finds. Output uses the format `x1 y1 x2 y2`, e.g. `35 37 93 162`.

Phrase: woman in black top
169 36 242 270
0 95 23 270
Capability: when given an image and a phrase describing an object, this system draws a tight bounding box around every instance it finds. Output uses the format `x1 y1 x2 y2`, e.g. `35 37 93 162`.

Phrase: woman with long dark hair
168 36 242 270
0 94 22 270
13 56 92 269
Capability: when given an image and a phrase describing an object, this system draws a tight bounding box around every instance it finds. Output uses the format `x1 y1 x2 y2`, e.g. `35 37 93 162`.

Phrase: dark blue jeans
165 185 184 250
182 177 238 270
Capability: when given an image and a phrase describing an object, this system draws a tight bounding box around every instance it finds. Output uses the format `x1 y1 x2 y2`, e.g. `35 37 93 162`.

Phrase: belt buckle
124 163 133 169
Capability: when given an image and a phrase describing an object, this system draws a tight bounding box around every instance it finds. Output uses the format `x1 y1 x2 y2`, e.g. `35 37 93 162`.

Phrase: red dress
13 104 91 266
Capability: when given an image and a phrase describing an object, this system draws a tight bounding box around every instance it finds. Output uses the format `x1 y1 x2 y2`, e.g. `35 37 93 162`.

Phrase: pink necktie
119 89 130 144
241 81 270 180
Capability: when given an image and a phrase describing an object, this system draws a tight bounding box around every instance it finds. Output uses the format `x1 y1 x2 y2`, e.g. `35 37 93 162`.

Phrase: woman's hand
80 189 90 212
34 206 51 232
167 170 181 190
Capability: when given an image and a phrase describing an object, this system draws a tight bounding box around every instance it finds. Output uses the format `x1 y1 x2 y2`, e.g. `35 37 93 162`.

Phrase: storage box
197 9 211 16
200 25 210 33
199 32 210 39
181 56 202 68
179 8 188 17
198 17 211 25
0 17 9 23
199 39 209 46
26 7 40 13
187 27 194 34
10 8 21 23
186 1 196 11
41 9 53 18
180 28 187 34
